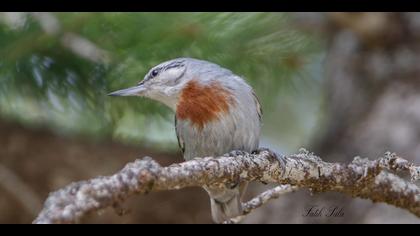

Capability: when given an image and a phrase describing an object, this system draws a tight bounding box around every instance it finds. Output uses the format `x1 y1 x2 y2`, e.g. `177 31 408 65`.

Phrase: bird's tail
206 182 248 223
210 194 242 223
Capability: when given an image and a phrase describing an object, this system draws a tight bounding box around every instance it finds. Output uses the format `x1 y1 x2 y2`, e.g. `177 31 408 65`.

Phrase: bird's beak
108 85 146 97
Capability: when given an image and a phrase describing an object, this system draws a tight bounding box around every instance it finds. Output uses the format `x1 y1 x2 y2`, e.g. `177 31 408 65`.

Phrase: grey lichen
33 149 420 224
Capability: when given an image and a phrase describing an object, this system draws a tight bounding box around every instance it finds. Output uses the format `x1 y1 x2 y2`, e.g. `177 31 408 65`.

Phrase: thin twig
224 184 298 224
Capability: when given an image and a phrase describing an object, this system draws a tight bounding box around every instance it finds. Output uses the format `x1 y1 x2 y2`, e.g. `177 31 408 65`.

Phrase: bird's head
109 57 234 110
109 58 239 128
108 58 192 110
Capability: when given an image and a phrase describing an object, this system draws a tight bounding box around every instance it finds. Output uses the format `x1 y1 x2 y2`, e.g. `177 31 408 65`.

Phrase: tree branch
224 184 298 224
33 148 420 224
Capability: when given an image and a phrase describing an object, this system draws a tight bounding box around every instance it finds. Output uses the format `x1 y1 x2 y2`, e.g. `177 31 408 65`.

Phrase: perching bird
109 58 262 223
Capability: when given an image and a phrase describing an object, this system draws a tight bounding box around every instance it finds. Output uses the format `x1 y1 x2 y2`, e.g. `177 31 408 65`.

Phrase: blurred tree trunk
304 12 420 223
310 12 420 223
245 13 420 224
313 12 420 164
0 118 212 223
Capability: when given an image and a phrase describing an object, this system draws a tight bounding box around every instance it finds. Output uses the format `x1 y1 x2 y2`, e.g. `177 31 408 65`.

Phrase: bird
109 58 262 223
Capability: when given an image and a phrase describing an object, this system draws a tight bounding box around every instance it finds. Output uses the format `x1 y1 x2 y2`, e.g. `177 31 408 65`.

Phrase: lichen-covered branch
33 148 420 224
224 184 298 224
243 184 298 215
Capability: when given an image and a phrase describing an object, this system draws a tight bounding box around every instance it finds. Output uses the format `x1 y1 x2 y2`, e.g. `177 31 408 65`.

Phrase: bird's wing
174 115 185 154
252 90 263 121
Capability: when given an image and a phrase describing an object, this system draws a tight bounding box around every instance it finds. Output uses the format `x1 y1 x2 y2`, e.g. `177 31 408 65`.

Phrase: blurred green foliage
0 13 322 150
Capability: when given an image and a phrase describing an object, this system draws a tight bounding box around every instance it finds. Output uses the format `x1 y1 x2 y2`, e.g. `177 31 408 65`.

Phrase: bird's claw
223 150 249 157
254 148 286 174
252 147 278 158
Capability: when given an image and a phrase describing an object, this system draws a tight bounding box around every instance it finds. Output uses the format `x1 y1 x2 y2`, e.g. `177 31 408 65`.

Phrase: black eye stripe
146 60 185 80
165 65 179 70
165 62 184 70
164 60 185 71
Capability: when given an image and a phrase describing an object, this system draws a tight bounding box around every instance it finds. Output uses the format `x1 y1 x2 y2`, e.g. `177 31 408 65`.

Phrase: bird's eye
151 69 159 78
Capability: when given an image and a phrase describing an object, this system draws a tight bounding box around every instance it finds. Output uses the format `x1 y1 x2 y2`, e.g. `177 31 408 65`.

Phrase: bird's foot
253 147 286 177
222 150 248 189
223 150 249 157
252 147 278 159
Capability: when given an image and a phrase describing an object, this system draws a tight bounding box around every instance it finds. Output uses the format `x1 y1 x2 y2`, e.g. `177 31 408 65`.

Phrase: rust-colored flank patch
176 80 235 129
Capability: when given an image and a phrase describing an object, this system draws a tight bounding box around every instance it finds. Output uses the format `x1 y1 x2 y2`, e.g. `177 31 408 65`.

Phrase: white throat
145 86 182 111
